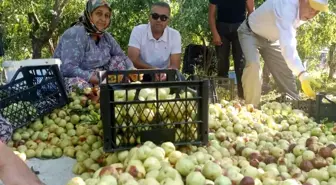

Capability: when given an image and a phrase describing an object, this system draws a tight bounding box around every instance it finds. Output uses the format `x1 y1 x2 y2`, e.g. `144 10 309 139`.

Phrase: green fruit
72 162 85 175
89 163 100 171
31 131 40 140
15 128 24 134
32 122 43 131
42 148 53 158
43 116 49 123
56 127 66 136
64 147 76 158
66 123 74 130
58 119 67 127
60 133 69 139
90 149 102 161
65 116 71 122
26 149 36 159
83 158 95 169
38 142 47 149
50 137 60 145
50 113 58 120
76 126 86 136
97 121 103 129
76 151 89 162
92 125 100 134
54 117 61 124
46 119 55 126
71 136 79 145
71 115 80 124
58 110 67 118
67 129 76 137
21 131 30 140
80 115 87 121
92 141 103 150
26 128 34 136
49 124 58 133
73 104 82 110
12 133 22 141
53 147 63 158
7 140 14 147
86 135 97 145
17 145 28 153
38 131 49 141
81 143 91 152
59 139 72 149
35 148 44 158
25 140 38 149
80 172 92 181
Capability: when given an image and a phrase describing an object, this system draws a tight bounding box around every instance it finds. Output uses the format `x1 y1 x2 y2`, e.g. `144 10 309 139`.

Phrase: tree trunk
31 39 43 59
328 43 335 80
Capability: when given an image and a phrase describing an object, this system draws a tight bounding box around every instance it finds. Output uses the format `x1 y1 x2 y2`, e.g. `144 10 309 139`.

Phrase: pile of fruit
6 87 336 185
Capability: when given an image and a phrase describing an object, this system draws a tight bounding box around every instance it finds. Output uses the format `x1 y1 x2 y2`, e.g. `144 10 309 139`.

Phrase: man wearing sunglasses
128 2 182 81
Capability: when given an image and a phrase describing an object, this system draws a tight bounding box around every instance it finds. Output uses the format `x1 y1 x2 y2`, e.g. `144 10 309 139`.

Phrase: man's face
149 6 170 33
299 0 320 21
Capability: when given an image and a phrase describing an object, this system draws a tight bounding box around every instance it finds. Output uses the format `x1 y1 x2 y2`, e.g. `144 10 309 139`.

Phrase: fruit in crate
322 94 336 103
2 101 37 124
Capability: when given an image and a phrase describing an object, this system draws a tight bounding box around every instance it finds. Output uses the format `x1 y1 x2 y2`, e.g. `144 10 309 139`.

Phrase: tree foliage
0 0 335 75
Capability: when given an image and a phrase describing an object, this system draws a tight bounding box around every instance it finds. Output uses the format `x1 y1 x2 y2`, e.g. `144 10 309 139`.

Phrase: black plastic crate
188 75 235 103
99 69 184 84
316 93 336 123
0 65 68 129
99 70 209 152
278 93 336 123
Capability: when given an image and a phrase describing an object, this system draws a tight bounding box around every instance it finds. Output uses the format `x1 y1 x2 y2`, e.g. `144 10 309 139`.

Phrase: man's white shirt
248 0 306 76
128 23 182 69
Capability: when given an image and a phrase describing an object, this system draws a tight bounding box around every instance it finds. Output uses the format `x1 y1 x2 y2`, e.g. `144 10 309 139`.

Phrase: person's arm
55 28 95 82
107 35 135 70
128 47 154 69
246 0 255 16
0 141 43 185
169 32 182 69
274 2 305 76
128 27 155 69
208 1 222 46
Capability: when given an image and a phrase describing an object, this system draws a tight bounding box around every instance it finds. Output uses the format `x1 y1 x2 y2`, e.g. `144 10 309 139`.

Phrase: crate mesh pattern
0 65 68 129
99 69 209 152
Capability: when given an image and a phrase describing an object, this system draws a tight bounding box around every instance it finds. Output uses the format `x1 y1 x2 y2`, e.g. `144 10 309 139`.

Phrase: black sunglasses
151 13 169 22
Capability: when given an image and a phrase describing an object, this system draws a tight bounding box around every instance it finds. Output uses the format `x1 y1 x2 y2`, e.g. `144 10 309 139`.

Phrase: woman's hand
0 142 43 185
89 72 99 85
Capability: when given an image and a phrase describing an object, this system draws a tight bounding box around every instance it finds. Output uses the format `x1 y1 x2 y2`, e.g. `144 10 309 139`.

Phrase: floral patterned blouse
53 25 134 81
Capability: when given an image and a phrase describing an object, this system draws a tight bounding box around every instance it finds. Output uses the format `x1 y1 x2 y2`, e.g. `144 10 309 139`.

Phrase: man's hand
299 72 316 98
212 33 222 46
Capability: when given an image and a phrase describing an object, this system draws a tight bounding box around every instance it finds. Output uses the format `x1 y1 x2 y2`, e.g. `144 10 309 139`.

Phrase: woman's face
90 6 111 31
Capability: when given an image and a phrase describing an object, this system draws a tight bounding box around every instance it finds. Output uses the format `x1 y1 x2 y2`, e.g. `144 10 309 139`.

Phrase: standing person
208 0 255 99
238 0 328 107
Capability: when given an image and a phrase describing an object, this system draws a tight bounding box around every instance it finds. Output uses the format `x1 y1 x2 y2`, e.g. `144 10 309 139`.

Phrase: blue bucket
228 71 237 84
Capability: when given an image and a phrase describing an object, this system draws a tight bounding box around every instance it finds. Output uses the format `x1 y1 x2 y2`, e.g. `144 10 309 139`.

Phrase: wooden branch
28 12 40 39
48 38 55 55
42 0 69 42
